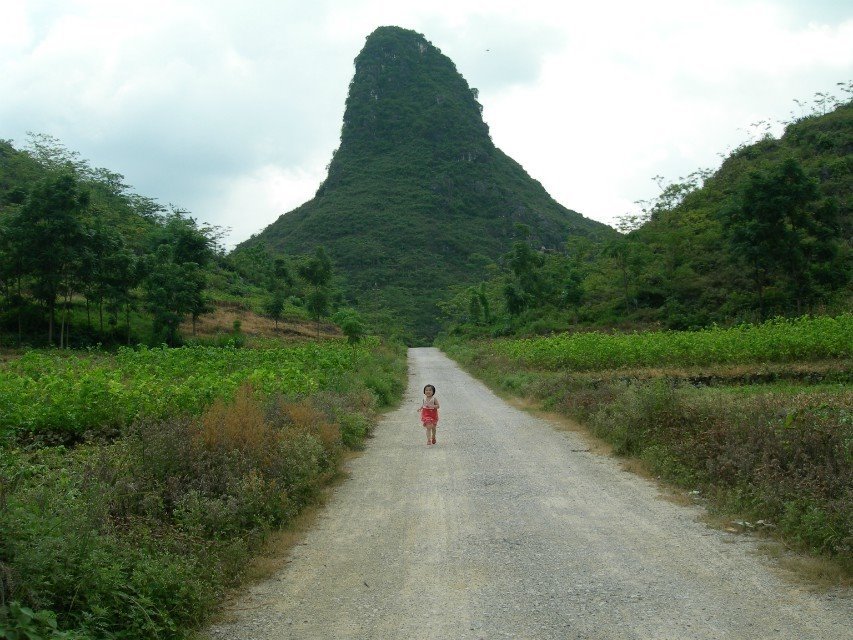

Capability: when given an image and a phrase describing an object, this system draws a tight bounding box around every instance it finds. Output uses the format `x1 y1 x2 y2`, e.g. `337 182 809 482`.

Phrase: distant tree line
0 135 363 347
0 142 220 347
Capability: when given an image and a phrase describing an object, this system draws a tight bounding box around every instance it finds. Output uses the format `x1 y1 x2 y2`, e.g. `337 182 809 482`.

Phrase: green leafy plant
0 601 85 639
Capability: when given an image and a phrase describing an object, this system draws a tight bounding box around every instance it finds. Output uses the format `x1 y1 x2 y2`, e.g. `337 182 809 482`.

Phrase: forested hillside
0 136 361 347
241 26 616 343
442 97 851 336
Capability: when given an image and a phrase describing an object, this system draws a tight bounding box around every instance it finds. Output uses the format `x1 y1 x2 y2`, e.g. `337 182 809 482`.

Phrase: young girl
419 384 440 445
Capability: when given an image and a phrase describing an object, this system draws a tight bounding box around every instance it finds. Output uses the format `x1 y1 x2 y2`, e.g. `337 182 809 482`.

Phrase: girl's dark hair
423 384 436 394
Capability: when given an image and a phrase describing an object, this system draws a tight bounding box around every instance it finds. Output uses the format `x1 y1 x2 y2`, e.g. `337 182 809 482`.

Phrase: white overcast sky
2 0 851 248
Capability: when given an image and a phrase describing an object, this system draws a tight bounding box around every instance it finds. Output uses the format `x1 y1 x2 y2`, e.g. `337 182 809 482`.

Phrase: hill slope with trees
0 136 359 347
241 26 616 343
441 94 851 336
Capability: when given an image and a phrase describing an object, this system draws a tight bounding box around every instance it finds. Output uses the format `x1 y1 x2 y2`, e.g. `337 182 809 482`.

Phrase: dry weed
195 385 279 467
181 303 340 340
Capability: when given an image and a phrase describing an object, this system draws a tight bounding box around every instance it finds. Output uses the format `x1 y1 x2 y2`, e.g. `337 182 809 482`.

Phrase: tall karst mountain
244 26 616 342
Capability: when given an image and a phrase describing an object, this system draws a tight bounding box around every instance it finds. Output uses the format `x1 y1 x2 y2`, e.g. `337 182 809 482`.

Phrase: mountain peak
245 27 615 343
336 26 491 161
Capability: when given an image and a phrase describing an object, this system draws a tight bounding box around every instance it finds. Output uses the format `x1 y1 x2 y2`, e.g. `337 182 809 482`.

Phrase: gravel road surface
207 347 851 639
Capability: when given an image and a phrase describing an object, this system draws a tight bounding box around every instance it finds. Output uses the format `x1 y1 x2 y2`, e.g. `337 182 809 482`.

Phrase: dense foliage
240 26 616 344
0 136 363 347
0 340 406 639
587 384 851 560
0 340 381 444
0 136 217 346
442 97 851 337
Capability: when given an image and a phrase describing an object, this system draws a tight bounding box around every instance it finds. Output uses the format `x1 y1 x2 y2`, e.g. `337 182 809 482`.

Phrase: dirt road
207 348 850 639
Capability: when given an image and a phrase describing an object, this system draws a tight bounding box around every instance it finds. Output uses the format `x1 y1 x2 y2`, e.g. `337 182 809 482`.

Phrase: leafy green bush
338 413 371 449
0 601 90 639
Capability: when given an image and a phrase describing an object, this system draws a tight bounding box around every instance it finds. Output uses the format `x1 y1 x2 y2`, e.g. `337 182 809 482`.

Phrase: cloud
0 1 353 243
1 0 850 243
475 1 853 226
204 162 327 248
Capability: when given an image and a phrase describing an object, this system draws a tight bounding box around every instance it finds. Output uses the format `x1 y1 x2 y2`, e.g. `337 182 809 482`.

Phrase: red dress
420 400 439 427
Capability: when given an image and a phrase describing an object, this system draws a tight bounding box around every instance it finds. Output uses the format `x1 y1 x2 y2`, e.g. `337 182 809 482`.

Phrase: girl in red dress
419 384 440 445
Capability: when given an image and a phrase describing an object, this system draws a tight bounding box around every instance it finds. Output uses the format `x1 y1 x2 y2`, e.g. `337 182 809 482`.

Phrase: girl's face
424 386 434 398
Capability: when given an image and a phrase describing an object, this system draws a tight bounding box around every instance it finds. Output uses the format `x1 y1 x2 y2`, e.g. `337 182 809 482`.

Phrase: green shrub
338 413 371 449
0 601 90 639
586 383 852 557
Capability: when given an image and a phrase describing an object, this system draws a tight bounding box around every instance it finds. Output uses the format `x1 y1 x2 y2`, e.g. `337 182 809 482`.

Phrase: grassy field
439 315 852 580
0 338 406 639
489 314 852 370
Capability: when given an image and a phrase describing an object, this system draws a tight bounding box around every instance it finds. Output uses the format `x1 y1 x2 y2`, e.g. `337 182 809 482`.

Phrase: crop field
488 314 852 371
0 337 405 638
0 340 376 441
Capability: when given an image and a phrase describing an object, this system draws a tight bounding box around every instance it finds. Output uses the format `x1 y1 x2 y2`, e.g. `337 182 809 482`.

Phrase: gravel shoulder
206 347 851 640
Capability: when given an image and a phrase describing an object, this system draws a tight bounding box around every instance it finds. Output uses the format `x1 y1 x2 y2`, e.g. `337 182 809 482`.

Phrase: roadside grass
440 336 852 587
756 540 851 590
201 449 363 635
0 340 406 639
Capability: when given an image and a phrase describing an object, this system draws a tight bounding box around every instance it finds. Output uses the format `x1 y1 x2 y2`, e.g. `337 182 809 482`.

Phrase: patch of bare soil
182 303 341 341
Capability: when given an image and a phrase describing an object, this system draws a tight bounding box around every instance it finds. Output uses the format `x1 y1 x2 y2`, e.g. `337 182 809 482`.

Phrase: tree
724 157 823 318
800 197 848 310
476 283 491 324
10 173 89 345
298 246 333 338
600 238 652 315
333 308 366 344
305 289 331 338
503 282 527 316
25 132 90 176
560 268 583 311
79 223 138 334
264 289 286 329
143 211 216 344
143 246 205 346
468 290 483 324
272 257 294 291
264 257 295 330
230 242 274 283
502 236 544 315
